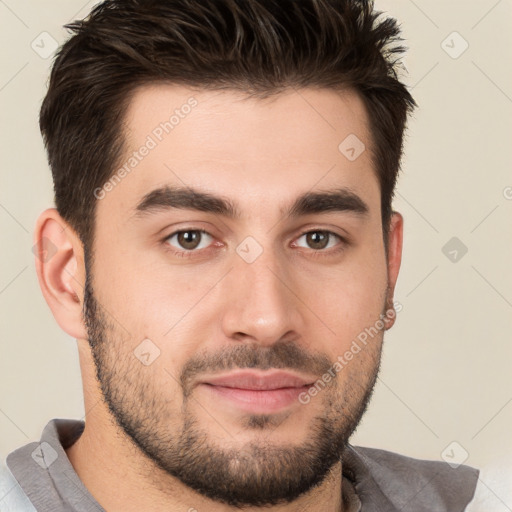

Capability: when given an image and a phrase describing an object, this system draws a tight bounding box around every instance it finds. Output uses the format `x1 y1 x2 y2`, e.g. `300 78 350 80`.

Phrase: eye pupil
178 231 201 250
307 231 329 249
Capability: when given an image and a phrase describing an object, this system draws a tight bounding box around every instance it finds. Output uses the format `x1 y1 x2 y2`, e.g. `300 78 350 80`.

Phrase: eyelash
162 228 348 259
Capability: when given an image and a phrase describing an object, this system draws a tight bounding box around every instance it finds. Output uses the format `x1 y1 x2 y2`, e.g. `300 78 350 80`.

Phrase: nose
220 247 304 347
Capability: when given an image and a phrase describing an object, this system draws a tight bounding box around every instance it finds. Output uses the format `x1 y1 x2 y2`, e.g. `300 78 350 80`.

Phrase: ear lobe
383 211 403 330
34 208 88 340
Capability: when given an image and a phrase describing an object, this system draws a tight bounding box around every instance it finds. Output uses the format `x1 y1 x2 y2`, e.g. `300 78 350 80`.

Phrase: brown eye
295 230 342 251
306 231 329 249
166 230 213 251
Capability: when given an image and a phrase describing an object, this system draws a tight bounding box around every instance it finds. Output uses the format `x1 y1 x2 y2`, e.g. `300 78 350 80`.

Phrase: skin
35 85 403 512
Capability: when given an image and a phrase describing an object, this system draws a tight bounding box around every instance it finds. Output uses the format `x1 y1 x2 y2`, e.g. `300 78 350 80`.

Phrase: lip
197 370 316 414
199 369 316 390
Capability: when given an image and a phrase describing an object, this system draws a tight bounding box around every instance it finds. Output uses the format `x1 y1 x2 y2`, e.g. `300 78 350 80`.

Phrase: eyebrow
134 185 369 220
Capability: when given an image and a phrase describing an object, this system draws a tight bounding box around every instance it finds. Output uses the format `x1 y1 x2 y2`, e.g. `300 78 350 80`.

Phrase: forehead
123 83 372 157
99 84 379 222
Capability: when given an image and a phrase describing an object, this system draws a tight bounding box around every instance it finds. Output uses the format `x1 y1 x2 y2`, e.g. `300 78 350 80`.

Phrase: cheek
91 243 218 370
303 251 388 353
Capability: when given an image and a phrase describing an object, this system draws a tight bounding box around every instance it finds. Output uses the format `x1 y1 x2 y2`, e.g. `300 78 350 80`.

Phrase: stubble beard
82 271 383 507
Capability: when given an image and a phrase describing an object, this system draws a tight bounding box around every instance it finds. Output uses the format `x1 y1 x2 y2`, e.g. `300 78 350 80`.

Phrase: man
0 0 479 510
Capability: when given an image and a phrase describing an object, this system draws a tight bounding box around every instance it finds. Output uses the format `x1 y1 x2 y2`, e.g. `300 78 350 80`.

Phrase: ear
33 208 88 340
383 211 403 330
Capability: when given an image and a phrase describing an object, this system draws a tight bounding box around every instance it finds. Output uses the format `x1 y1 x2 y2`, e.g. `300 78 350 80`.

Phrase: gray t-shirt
0 418 479 511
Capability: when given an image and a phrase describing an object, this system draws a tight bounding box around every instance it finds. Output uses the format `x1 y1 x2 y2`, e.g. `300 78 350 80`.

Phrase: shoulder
0 458 37 512
464 461 512 512
346 445 479 512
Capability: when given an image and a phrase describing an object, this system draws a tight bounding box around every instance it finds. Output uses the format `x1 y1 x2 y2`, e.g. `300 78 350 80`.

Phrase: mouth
197 370 316 414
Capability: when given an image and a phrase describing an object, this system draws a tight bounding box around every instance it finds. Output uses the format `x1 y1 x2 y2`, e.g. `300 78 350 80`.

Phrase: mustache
180 341 333 397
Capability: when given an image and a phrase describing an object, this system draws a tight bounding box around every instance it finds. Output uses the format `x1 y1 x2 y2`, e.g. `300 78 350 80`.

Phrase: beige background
1 0 511 508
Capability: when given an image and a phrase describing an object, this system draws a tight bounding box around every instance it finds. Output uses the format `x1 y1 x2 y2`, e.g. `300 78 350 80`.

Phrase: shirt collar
8 418 377 512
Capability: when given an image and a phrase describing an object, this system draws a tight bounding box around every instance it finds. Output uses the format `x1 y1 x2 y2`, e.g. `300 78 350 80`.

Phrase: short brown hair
40 0 416 252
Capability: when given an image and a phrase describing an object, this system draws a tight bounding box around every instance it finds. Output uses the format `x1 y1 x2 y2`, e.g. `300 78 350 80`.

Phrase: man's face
84 85 396 507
